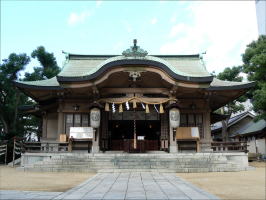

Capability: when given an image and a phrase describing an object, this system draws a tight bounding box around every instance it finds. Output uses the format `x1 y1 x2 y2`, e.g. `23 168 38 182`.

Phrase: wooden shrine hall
15 40 255 153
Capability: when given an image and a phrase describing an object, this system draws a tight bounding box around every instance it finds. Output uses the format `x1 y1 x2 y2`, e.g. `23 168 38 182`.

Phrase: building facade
15 41 255 154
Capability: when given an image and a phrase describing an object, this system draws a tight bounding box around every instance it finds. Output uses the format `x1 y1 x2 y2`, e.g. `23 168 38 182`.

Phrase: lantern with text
169 108 180 128
90 108 101 128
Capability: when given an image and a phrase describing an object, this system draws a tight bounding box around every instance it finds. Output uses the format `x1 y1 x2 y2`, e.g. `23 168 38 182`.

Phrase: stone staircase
17 152 250 172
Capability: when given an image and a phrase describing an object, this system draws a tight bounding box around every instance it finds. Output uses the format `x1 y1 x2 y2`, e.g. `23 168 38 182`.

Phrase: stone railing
22 141 69 153
211 141 248 152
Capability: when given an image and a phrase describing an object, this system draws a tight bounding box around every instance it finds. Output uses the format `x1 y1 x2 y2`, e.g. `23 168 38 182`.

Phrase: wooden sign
176 127 200 140
70 127 93 139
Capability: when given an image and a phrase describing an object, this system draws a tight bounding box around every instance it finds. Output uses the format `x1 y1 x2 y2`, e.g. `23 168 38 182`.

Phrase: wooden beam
100 88 170 95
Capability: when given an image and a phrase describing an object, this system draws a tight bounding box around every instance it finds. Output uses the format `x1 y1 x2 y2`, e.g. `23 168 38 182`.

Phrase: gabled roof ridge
228 111 255 126
66 53 200 59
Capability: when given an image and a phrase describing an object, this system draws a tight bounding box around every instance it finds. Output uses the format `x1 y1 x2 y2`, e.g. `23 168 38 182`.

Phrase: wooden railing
211 141 248 152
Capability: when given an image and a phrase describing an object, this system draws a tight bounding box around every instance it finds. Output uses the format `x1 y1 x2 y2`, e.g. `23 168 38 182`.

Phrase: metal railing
211 141 248 152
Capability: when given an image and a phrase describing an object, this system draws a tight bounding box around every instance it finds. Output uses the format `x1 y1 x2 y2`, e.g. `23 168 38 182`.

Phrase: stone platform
18 152 249 172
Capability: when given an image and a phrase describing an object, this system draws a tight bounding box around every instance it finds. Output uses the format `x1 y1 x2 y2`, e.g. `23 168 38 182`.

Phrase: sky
1 1 259 76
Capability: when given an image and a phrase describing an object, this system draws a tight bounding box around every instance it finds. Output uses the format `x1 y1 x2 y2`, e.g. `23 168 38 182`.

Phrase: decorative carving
128 71 141 81
122 39 148 57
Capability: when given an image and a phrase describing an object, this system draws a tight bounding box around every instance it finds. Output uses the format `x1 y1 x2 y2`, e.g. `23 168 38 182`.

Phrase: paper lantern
169 107 180 128
90 108 101 128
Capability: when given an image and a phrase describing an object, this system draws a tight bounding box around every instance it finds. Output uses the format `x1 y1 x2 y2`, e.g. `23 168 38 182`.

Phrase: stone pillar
201 110 213 152
169 127 177 153
91 128 100 153
57 102 64 141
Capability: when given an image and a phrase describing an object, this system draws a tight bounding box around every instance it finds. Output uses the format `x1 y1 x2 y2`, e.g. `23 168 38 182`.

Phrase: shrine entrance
108 111 161 152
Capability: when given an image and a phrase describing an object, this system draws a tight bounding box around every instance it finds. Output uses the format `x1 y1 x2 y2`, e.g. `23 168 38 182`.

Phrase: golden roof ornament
122 39 148 57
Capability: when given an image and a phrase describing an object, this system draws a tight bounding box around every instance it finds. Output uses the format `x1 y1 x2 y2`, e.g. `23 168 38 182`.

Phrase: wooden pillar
57 101 64 141
201 110 213 152
42 113 47 139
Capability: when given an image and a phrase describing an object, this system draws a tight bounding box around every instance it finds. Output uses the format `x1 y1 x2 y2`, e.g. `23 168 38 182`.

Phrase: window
65 113 90 135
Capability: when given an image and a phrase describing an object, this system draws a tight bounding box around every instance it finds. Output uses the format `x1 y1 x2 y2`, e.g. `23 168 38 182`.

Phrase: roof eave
207 81 256 91
14 81 62 90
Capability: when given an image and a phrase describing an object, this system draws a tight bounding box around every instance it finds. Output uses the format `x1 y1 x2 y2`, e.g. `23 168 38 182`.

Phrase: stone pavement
0 172 219 200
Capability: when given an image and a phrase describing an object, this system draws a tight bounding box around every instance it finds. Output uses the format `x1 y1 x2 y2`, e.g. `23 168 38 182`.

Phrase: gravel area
177 162 266 200
0 166 95 192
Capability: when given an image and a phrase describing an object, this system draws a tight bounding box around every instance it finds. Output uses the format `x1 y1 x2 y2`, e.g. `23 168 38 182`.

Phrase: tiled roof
211 111 255 131
14 54 254 90
231 119 266 137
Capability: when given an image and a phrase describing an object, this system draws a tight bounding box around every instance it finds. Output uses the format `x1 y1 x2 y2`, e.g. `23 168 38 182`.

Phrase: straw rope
99 96 176 105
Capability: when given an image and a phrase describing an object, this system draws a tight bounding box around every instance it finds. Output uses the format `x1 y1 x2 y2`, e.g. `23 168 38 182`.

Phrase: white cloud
160 1 258 73
96 0 102 7
151 18 158 25
68 10 91 26
170 14 177 24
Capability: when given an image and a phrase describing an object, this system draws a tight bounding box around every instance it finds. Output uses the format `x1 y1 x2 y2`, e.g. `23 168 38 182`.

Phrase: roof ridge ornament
122 39 148 57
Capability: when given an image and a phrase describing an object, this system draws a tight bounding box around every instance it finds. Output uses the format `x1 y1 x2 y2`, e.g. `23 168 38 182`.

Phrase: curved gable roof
56 54 213 83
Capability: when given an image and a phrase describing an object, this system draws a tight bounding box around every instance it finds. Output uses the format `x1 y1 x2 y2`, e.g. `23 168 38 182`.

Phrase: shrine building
15 40 255 154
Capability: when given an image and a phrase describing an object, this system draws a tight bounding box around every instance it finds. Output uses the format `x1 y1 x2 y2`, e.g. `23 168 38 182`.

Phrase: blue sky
1 1 258 75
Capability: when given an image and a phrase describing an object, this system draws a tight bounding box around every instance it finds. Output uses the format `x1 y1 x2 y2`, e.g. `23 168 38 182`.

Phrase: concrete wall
46 113 58 139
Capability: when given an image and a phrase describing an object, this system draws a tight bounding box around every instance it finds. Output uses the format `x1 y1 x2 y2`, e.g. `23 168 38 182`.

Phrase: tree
23 46 61 140
0 46 60 141
242 35 266 120
216 66 246 141
24 46 60 81
0 53 30 139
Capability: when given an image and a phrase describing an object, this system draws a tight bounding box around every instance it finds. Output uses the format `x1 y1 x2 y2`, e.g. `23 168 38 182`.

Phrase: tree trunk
221 120 227 142
12 90 21 134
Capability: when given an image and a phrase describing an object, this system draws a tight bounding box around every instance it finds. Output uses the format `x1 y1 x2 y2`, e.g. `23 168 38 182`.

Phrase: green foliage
24 46 60 81
216 66 245 115
0 46 60 141
242 35 266 119
217 66 243 82
0 53 31 139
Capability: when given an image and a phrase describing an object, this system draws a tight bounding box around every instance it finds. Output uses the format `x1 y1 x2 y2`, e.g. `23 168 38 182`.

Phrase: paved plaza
0 172 219 200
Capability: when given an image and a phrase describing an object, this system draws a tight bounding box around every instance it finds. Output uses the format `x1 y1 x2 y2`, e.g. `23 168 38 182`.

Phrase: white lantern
90 108 101 128
169 108 180 128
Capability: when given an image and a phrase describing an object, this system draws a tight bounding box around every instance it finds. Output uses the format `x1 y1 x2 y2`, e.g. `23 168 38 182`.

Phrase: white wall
247 138 266 154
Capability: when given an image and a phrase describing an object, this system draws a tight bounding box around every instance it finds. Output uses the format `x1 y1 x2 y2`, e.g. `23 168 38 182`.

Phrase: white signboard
70 127 93 139
137 136 145 140
191 127 199 138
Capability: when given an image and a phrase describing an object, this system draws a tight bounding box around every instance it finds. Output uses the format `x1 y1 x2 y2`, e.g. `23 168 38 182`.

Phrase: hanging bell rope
133 99 137 108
